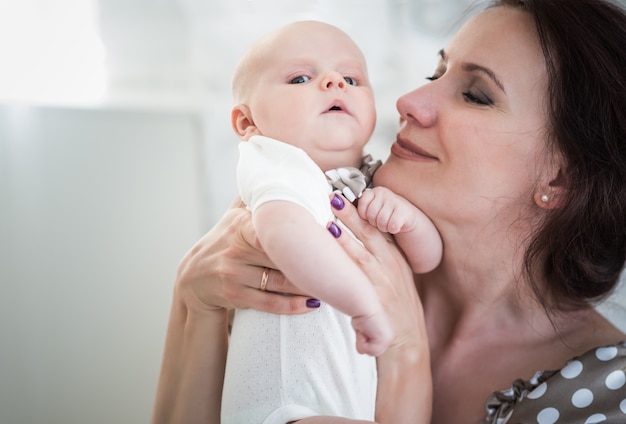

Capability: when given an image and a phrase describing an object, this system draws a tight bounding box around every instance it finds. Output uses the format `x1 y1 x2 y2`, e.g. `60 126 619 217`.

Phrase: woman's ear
534 168 568 209
231 104 260 140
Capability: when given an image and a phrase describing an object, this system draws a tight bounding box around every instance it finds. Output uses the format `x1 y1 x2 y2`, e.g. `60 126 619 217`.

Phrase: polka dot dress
483 341 626 424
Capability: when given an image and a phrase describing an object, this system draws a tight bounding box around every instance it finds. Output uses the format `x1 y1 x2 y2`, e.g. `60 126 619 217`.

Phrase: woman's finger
331 193 396 261
176 201 315 315
229 265 314 309
236 288 321 315
328 193 426 349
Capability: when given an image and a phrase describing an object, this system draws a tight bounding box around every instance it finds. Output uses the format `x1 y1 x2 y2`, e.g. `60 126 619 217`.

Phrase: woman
152 0 626 422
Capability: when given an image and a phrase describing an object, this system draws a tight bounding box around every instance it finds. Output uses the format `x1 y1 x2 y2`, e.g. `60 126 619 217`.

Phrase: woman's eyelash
463 91 493 106
426 75 493 106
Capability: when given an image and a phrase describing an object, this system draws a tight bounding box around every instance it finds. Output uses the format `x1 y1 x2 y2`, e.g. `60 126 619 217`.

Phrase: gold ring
259 268 270 291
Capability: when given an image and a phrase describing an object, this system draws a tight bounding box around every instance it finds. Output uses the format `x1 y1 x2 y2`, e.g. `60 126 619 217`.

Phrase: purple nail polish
306 298 321 308
331 193 345 210
327 222 342 238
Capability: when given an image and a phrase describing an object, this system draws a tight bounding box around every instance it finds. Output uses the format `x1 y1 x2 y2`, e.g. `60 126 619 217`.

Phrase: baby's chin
315 149 364 172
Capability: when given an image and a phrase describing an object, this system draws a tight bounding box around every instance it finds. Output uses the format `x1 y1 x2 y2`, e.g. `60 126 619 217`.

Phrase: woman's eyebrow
439 49 506 93
462 63 506 93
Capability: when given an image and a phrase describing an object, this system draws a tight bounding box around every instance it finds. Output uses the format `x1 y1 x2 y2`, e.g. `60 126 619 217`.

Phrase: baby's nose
321 71 346 90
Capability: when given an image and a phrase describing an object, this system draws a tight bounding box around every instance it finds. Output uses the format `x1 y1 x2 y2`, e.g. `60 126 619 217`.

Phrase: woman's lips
391 137 438 161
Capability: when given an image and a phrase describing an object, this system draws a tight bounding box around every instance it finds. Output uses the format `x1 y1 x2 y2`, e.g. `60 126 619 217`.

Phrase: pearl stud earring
541 194 549 202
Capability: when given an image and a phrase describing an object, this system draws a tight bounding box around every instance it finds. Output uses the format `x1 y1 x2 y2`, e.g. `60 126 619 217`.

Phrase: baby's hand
352 308 394 357
357 187 417 234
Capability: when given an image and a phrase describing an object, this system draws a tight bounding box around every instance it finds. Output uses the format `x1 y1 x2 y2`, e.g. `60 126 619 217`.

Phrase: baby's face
243 22 376 169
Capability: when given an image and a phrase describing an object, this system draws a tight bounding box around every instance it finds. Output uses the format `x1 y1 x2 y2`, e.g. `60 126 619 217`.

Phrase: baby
222 20 442 423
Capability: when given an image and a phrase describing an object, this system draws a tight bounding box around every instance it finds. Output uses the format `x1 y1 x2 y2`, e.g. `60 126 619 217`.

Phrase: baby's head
231 20 376 170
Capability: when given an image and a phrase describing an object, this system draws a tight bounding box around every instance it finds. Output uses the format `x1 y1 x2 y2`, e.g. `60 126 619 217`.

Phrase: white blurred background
0 0 624 423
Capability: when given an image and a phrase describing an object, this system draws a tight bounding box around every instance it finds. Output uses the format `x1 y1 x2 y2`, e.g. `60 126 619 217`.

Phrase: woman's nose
321 71 346 90
396 86 437 127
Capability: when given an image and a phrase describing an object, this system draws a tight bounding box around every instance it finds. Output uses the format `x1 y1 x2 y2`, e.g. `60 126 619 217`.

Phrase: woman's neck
418 259 624 356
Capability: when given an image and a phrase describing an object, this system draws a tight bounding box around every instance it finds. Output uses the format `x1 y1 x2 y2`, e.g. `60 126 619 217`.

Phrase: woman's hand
175 197 317 315
330 193 428 351
329 193 433 424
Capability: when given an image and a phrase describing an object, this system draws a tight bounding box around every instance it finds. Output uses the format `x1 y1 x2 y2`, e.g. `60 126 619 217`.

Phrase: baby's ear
231 104 259 140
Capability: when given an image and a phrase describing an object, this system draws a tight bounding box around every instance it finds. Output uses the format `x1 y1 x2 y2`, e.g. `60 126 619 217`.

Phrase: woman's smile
390 135 438 161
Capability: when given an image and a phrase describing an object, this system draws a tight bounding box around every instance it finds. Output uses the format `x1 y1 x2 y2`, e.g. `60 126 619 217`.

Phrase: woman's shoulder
483 341 626 424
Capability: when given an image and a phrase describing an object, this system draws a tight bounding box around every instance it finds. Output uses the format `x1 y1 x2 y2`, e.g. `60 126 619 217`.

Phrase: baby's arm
357 187 442 273
253 200 393 356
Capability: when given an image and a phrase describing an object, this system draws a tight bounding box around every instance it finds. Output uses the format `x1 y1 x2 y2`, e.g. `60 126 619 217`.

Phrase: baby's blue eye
344 77 357 86
289 75 310 84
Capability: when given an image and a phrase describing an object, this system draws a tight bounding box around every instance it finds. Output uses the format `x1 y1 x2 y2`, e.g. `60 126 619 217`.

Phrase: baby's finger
357 190 384 229
356 190 374 215
330 193 395 254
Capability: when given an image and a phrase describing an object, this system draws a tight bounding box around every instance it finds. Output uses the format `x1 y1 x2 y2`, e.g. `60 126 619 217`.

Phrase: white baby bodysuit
221 135 377 424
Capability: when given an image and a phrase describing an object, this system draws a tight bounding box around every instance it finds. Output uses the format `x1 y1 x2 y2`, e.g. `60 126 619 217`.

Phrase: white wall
0 105 205 424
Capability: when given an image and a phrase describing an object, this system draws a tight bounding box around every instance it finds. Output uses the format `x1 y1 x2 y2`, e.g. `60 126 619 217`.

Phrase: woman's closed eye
463 90 493 106
425 74 494 106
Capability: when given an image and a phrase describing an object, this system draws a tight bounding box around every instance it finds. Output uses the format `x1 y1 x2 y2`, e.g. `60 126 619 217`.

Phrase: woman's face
375 6 551 236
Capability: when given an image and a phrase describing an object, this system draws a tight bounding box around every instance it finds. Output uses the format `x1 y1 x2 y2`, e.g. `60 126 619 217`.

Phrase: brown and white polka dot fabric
483 341 626 423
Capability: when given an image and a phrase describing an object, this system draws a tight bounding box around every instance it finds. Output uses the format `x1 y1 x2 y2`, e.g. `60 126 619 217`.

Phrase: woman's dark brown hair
491 0 626 310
